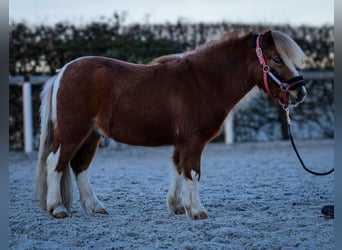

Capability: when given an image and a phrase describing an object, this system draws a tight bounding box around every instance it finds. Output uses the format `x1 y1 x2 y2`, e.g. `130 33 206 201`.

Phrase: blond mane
271 31 306 72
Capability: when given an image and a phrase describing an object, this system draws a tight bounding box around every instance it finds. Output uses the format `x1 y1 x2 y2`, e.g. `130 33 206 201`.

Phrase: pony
35 30 307 220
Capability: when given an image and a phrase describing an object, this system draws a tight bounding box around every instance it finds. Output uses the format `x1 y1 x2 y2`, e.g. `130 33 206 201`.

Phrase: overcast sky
9 0 334 26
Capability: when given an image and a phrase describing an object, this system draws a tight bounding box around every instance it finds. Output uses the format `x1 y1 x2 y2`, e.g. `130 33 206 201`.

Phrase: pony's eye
273 57 283 65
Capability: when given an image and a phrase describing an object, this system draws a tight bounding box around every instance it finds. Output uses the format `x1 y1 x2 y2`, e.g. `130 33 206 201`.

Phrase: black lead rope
285 108 334 176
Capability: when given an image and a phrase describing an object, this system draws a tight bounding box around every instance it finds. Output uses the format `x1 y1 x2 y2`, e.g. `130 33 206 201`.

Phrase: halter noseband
255 35 305 107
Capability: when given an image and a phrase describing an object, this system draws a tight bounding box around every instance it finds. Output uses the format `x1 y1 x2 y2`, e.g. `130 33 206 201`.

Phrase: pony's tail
34 75 73 211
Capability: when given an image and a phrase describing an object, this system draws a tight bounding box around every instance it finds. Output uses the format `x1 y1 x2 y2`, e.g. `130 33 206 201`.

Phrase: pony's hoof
95 208 108 214
174 207 186 215
53 211 68 219
82 199 107 215
193 211 208 220
51 205 68 218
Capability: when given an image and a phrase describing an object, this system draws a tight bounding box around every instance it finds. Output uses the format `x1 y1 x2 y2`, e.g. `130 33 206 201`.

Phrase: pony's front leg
182 170 208 220
167 167 185 215
171 144 208 220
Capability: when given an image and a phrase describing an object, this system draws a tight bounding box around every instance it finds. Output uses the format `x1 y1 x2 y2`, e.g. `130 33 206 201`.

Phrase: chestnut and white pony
35 30 306 220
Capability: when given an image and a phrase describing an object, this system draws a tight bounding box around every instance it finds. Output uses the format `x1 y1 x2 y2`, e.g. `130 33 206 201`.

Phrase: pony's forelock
271 31 307 72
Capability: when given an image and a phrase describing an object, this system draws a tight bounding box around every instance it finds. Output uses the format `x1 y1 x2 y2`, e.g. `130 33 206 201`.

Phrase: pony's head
254 30 307 107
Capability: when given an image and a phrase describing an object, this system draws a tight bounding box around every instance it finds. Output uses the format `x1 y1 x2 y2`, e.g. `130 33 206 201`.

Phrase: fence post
224 110 234 144
22 82 33 153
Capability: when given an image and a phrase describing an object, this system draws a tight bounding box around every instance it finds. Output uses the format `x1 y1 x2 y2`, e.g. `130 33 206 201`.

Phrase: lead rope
284 107 334 176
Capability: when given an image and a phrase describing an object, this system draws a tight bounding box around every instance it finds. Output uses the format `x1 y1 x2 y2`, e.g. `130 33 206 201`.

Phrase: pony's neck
188 32 258 110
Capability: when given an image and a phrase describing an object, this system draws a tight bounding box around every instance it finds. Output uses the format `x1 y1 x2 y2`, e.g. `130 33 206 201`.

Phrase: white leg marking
46 147 67 216
167 168 184 213
182 170 207 219
76 170 107 214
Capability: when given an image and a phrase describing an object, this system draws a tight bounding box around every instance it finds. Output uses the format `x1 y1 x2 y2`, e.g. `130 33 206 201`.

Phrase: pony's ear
261 30 274 49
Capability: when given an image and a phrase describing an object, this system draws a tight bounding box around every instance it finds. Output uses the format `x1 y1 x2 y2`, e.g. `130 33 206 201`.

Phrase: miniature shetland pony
35 30 306 220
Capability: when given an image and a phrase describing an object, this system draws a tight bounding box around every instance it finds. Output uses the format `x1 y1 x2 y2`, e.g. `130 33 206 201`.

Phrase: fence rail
302 71 334 79
9 71 334 152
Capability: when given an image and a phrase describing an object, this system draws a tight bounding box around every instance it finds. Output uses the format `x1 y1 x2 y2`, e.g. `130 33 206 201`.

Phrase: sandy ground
9 140 334 249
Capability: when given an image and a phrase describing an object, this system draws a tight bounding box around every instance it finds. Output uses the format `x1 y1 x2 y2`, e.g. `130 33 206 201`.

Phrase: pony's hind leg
70 131 108 215
46 145 73 218
46 128 95 218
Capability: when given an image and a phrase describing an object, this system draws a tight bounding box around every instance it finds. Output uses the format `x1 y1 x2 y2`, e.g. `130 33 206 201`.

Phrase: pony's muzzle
297 85 307 101
288 85 307 106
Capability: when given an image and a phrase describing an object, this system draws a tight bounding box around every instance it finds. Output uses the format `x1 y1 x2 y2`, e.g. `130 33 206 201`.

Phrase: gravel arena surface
9 140 334 249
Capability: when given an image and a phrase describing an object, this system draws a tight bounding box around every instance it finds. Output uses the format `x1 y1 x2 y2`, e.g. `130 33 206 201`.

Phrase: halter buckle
280 83 289 91
256 48 263 57
263 65 270 73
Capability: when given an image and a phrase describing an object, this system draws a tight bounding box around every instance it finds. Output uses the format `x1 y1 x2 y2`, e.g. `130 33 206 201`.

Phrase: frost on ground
9 140 334 249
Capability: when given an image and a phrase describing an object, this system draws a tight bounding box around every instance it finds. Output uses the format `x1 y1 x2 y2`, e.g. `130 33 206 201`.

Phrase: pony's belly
106 121 174 147
111 130 173 147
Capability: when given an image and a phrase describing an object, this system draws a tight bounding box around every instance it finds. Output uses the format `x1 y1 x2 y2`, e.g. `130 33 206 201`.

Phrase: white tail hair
34 75 73 211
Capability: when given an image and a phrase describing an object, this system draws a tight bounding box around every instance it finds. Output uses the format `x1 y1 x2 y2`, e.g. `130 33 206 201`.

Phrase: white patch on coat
176 53 185 59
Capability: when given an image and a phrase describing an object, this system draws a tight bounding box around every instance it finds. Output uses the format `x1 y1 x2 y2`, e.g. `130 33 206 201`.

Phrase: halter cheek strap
256 36 288 105
256 35 271 94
